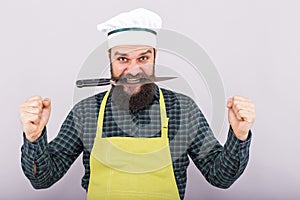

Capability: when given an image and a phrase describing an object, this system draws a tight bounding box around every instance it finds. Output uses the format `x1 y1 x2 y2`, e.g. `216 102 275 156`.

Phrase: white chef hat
97 8 162 49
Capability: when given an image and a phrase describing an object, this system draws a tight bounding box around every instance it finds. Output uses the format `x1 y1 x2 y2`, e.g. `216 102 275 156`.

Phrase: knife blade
76 77 177 88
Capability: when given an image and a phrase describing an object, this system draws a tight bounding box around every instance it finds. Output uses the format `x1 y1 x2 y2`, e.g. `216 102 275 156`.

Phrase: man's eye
118 57 128 62
139 56 148 61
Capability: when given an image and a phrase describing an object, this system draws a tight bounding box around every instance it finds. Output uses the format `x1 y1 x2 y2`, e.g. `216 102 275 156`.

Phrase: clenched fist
227 96 255 141
19 96 51 142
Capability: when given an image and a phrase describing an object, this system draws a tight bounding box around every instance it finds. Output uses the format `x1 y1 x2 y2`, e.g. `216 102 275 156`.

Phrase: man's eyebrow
138 49 153 56
114 51 128 56
113 49 153 57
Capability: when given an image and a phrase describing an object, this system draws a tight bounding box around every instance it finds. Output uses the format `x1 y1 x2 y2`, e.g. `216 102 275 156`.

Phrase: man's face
109 45 156 95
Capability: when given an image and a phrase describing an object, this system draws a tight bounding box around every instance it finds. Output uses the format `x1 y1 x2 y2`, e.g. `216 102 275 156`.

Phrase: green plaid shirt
21 85 251 200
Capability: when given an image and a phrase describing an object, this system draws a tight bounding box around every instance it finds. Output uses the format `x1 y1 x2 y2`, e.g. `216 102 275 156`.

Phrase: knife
76 77 177 88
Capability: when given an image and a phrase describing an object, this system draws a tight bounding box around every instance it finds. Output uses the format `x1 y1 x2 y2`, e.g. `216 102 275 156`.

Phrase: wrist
231 127 249 141
235 133 248 141
230 126 250 141
25 130 43 143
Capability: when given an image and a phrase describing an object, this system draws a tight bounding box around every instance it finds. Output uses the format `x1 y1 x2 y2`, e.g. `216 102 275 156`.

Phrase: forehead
110 45 153 56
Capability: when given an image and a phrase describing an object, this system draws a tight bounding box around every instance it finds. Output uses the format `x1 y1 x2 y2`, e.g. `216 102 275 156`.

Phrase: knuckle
31 96 42 100
232 98 240 105
232 99 236 105
235 104 241 110
241 96 248 101
33 100 42 108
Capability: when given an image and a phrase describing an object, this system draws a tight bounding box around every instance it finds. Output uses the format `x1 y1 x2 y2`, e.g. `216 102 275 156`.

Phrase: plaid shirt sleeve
21 105 84 189
187 98 251 189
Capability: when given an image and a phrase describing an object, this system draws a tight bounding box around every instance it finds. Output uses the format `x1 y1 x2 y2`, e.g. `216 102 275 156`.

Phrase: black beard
111 83 155 112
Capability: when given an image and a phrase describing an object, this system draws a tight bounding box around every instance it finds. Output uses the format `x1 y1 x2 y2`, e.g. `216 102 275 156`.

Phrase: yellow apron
87 89 180 200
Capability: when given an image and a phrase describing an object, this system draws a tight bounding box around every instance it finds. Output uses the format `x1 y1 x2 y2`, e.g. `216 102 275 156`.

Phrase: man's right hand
19 96 51 142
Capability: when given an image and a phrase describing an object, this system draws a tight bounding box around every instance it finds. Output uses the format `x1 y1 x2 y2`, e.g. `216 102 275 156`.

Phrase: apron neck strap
97 87 168 139
158 88 168 139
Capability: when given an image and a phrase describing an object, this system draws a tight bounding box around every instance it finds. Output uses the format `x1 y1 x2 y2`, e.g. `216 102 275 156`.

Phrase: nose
126 61 142 76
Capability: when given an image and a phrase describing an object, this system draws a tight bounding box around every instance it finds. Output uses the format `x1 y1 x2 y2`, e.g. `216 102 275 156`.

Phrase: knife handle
76 78 111 88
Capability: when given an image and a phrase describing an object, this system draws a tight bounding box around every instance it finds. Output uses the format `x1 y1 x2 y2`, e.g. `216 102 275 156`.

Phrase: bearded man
19 8 255 200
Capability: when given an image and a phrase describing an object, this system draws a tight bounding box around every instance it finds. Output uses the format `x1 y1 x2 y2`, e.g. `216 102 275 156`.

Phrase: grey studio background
1 0 299 200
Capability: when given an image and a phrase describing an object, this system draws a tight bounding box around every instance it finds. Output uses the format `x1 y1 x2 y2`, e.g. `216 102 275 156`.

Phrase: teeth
126 78 140 84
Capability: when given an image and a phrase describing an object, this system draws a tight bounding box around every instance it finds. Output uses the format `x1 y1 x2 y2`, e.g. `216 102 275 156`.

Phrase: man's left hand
227 96 256 141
